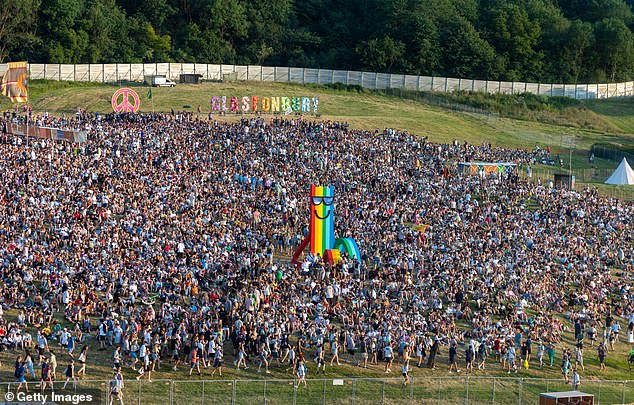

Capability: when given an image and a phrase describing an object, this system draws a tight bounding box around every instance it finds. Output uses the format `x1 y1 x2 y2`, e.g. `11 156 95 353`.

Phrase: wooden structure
539 391 593 405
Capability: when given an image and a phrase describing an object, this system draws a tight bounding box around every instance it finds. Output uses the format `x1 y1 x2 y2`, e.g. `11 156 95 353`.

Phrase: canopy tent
605 158 634 185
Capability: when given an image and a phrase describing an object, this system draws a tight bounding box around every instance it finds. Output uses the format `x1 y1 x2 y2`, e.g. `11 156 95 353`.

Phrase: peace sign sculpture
111 88 140 113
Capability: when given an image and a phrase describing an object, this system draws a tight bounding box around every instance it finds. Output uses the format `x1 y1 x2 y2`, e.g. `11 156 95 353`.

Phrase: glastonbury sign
210 96 319 114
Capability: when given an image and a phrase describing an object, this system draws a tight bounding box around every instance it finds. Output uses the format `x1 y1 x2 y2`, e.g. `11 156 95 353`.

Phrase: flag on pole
1 61 28 103
147 88 152 99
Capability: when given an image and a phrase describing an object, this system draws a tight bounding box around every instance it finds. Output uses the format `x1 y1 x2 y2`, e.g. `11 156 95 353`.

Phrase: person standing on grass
130 339 139 371
597 343 606 371
608 329 617 352
257 343 271 374
465 344 474 373
280 333 291 364
99 321 108 349
448 341 460 373
525 337 532 363
612 321 621 345
67 332 75 358
572 369 581 390
561 354 571 383
384 343 394 373
40 358 53 393
506 345 517 374
477 341 488 370
171 338 181 371
49 351 57 379
37 331 49 365
77 345 88 377
113 346 122 370
547 342 556 367
25 350 36 379
62 359 76 389
211 346 223 377
109 368 124 405
15 356 28 393
574 345 584 371
270 337 281 368
316 343 326 374
136 351 152 382
536 341 545 368
360 337 369 369
415 338 424 368
297 360 307 387
287 345 296 373
345 331 356 365
188 345 201 376
427 338 438 370
371 338 378 365
236 342 248 370
330 338 340 366
402 360 410 386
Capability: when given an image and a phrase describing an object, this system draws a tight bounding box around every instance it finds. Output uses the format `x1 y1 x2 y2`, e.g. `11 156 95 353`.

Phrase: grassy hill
3 80 634 198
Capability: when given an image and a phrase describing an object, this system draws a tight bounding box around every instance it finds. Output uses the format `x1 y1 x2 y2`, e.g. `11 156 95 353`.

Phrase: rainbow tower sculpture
292 185 361 265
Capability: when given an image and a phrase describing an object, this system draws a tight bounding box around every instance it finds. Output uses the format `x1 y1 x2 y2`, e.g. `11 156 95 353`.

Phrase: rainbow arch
334 238 361 261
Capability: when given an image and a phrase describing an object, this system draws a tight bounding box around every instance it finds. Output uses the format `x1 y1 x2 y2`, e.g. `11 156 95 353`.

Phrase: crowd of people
0 110 633 397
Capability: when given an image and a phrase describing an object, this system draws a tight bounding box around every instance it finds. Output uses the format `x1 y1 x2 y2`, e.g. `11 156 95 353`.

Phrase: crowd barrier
0 376 632 405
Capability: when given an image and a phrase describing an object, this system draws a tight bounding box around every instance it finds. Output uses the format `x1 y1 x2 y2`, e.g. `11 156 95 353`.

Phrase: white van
152 77 176 87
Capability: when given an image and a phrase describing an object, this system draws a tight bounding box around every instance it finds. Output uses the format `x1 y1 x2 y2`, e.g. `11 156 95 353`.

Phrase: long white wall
2 63 633 99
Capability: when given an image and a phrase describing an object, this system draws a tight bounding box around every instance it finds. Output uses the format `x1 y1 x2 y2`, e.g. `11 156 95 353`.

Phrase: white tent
605 158 634 185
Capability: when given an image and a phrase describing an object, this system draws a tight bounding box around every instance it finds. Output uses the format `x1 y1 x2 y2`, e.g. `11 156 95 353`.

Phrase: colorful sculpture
292 185 361 265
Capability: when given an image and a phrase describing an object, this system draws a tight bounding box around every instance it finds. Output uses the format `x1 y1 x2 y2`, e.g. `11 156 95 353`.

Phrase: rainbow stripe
334 238 361 261
310 185 334 259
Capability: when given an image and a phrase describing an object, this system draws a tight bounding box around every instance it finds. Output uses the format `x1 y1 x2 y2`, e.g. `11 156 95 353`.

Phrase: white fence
2 63 634 99
1 377 632 405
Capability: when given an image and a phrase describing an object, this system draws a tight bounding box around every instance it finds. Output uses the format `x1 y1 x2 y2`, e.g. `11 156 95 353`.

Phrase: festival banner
7 123 87 143
211 95 319 114
1 61 28 103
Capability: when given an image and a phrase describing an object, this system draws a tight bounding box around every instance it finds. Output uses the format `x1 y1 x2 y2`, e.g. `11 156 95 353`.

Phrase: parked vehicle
150 76 176 87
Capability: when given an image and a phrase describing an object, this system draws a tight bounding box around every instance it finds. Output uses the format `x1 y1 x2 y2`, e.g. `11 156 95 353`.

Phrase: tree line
3 0 634 83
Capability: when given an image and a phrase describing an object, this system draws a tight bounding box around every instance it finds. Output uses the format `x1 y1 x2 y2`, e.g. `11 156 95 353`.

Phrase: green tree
439 18 500 79
356 36 405 72
239 0 292 65
0 0 41 63
481 2 544 81
561 20 594 82
40 0 88 62
594 17 634 81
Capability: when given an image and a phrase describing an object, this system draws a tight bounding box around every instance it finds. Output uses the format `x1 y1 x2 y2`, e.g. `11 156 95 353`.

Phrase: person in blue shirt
514 329 523 348
297 360 307 387
14 356 28 393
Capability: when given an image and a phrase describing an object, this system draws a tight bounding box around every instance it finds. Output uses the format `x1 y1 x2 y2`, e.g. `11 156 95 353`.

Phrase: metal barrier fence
1 377 633 405
1 62 634 99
